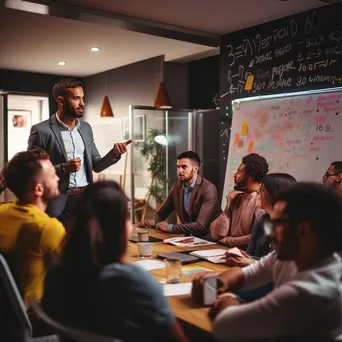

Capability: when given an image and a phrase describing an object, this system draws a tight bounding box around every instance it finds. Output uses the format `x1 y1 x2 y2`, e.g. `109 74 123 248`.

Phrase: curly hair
242 153 269 183
331 161 342 174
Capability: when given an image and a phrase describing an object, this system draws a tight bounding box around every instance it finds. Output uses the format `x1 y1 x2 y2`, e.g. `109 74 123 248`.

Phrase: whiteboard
222 88 342 208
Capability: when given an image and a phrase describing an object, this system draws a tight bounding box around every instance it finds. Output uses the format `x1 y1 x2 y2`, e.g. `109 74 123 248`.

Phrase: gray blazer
28 115 119 217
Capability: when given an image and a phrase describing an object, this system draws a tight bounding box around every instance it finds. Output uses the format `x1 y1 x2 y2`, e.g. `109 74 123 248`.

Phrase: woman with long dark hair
42 181 187 342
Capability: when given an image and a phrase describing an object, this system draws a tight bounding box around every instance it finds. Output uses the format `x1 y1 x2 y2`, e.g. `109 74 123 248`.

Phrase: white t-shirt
242 251 297 290
213 253 342 342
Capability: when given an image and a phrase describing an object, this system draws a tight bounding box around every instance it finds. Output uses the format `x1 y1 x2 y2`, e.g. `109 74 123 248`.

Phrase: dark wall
83 56 162 119
189 55 219 109
164 62 189 108
188 56 221 196
0 69 80 115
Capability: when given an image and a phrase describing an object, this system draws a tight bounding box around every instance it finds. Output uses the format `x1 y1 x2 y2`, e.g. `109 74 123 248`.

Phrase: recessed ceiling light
57 61 66 66
90 47 100 52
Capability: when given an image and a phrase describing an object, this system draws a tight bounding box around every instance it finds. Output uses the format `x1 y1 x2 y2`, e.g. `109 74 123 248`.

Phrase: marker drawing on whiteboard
233 133 240 146
220 129 229 139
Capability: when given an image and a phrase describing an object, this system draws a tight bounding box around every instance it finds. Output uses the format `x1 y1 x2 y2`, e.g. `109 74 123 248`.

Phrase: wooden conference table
125 228 230 335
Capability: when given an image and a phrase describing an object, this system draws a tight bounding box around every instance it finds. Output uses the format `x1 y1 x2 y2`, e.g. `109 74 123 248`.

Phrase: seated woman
225 173 297 268
42 181 187 342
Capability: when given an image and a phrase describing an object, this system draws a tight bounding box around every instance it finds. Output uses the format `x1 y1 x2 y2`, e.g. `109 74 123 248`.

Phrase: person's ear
34 183 44 197
57 96 64 106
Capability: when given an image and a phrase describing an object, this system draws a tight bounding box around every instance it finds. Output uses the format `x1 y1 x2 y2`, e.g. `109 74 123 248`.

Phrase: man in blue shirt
28 79 131 229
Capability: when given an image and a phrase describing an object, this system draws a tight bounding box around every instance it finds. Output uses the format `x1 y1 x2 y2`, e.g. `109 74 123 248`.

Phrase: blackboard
220 2 342 105
218 2 342 198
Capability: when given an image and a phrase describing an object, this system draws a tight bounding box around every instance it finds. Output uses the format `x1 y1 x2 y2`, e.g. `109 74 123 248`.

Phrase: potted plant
137 128 167 206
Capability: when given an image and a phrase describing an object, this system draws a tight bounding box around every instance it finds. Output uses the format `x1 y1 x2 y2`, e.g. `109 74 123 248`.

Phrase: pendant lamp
153 56 171 108
100 71 114 117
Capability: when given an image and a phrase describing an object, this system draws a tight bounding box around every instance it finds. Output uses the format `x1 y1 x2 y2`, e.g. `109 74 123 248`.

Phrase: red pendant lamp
100 71 114 117
153 55 171 108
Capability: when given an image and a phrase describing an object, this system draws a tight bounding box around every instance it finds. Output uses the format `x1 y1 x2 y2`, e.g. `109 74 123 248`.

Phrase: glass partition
129 106 193 224
195 109 221 191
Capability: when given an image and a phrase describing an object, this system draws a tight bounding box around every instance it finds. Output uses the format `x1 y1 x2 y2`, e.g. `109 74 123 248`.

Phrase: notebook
189 249 227 264
190 247 243 264
156 251 201 264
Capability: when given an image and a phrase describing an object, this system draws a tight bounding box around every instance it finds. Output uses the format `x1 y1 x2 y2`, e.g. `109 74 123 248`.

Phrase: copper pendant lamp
100 95 114 117
153 56 171 108
100 71 114 117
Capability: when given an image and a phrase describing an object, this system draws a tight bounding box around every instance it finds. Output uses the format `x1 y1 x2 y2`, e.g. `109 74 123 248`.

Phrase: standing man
141 151 221 237
323 161 342 195
28 78 132 229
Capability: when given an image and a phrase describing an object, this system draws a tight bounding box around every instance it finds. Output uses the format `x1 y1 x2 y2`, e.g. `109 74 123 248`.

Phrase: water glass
165 257 182 284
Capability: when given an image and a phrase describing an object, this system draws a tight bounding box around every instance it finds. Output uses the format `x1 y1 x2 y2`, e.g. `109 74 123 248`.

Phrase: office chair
0 253 59 342
30 301 122 342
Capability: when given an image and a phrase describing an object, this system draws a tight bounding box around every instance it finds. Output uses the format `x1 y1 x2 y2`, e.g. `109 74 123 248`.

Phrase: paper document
132 259 165 271
163 282 192 297
190 249 227 258
227 247 244 257
163 236 216 247
190 248 228 264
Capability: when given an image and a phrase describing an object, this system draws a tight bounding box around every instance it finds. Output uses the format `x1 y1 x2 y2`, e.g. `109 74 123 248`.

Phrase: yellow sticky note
245 75 254 90
241 121 248 136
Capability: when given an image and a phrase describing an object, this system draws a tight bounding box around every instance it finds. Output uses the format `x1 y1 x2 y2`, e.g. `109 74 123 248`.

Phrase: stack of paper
163 282 192 297
163 236 216 247
132 259 165 271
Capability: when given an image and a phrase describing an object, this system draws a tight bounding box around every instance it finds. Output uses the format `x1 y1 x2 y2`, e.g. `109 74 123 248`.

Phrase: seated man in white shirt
192 182 342 342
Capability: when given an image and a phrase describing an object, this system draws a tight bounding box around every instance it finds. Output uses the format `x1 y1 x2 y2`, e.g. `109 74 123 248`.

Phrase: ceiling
0 0 330 77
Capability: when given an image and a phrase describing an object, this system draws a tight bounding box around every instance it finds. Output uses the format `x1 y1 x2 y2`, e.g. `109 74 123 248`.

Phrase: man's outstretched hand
114 139 133 158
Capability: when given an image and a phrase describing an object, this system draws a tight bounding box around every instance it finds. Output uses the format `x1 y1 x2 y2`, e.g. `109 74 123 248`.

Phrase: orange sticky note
241 121 248 136
247 140 254 153
233 133 240 146
245 75 254 90
238 139 244 148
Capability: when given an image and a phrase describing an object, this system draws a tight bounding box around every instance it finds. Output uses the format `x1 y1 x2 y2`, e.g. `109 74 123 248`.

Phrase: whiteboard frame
232 87 342 107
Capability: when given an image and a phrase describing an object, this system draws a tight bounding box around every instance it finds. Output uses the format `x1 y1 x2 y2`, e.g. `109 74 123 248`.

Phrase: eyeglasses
263 218 292 235
323 172 339 180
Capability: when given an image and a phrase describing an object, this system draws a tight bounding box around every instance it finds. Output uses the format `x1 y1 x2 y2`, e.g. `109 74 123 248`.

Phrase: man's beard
234 178 248 191
179 170 194 183
65 101 84 118
42 188 60 203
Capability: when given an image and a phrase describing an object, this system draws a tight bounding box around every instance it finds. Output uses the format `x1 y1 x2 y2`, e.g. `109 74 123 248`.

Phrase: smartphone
203 274 217 306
